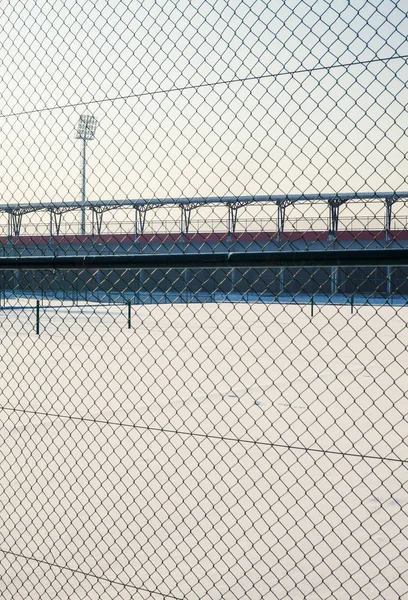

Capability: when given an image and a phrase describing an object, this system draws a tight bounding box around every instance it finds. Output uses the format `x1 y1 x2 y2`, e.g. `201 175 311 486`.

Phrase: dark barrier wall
340 267 388 295
0 267 405 300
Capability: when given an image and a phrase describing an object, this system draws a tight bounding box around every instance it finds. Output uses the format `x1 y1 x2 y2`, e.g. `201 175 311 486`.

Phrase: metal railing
1 214 408 240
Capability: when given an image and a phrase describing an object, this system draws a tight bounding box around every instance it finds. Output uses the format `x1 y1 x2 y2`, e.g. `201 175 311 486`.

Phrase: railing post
36 300 40 335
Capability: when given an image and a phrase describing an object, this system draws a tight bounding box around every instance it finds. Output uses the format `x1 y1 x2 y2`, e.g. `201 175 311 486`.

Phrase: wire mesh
0 264 408 600
0 0 407 598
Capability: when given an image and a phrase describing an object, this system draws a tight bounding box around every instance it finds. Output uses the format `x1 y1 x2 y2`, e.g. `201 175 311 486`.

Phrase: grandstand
1 192 408 302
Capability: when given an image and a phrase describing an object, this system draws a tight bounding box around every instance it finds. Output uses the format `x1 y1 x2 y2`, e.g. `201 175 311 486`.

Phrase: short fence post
311 295 314 317
351 293 354 314
36 300 40 335
127 299 131 329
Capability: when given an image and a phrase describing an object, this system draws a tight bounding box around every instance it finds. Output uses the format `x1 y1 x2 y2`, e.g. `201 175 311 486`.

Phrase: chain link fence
1 258 408 600
0 1 407 599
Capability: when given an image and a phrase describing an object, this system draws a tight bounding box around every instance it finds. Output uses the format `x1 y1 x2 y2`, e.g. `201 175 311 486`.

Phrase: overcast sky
0 0 406 209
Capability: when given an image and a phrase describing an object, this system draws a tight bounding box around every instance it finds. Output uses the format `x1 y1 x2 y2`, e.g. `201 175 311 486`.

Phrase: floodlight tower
76 114 98 235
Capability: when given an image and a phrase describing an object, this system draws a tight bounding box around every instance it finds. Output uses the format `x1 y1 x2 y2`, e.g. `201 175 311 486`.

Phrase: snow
0 298 406 599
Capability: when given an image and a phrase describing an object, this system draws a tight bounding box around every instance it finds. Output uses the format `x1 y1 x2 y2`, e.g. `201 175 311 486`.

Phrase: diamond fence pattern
0 0 407 599
0 262 407 600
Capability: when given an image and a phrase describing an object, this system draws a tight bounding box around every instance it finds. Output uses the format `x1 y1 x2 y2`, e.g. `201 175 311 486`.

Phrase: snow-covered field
0 297 406 599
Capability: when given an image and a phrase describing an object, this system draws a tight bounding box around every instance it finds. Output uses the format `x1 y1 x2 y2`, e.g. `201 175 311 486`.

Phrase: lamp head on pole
76 114 98 140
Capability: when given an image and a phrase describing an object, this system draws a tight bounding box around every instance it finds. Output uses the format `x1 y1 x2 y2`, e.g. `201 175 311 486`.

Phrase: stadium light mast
76 114 98 235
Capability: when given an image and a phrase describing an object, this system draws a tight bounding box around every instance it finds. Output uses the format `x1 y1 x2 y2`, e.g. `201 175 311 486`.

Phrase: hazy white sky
0 0 406 208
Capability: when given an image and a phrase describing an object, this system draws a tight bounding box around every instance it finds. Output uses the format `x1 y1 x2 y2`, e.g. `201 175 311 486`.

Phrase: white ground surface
0 298 407 599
